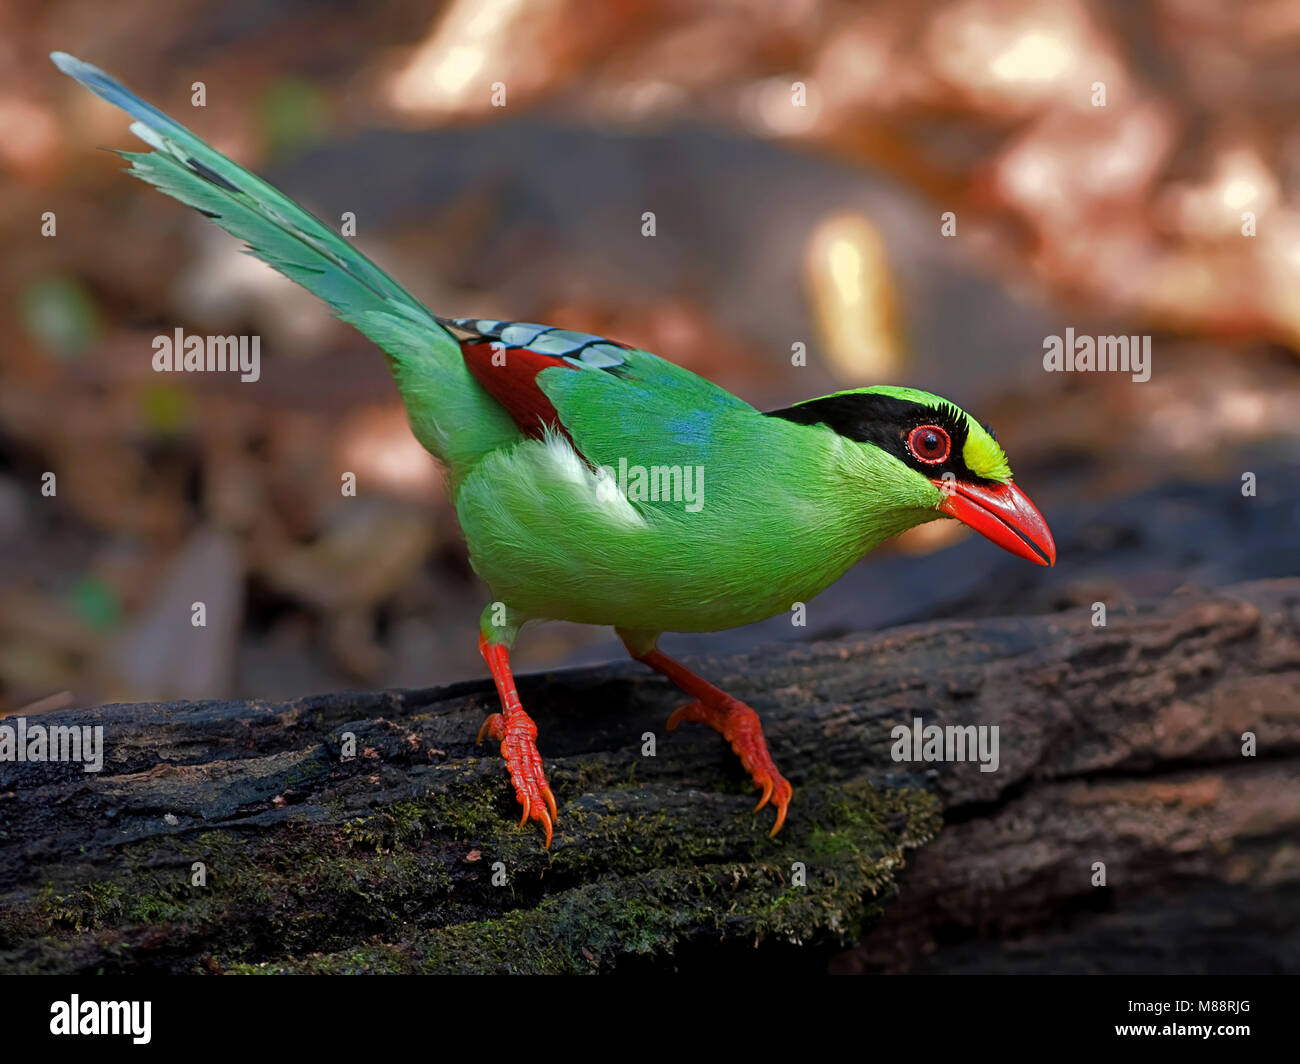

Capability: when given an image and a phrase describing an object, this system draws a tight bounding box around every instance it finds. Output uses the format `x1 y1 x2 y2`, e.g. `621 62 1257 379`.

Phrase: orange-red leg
626 644 792 836
476 633 557 847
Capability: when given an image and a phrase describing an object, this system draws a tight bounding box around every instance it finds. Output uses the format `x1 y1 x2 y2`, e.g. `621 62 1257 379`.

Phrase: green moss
127 894 187 924
223 779 943 974
41 882 126 932
2 719 941 974
341 800 433 852
227 942 416 975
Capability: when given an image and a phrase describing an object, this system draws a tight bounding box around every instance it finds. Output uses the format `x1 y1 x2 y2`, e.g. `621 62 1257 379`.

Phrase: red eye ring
907 424 950 464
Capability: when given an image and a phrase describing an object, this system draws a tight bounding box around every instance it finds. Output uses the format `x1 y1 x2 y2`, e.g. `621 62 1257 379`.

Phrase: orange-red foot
666 697 793 836
477 634 557 847
476 710 557 847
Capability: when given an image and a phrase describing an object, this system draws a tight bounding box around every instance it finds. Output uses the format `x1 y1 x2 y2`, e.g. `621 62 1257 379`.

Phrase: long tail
51 52 518 475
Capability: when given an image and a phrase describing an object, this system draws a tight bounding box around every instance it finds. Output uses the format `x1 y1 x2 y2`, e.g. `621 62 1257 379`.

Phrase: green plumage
52 52 1017 652
50 51 518 477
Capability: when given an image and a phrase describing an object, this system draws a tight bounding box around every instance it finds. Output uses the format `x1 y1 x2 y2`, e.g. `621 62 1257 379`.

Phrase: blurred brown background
2 0 1298 711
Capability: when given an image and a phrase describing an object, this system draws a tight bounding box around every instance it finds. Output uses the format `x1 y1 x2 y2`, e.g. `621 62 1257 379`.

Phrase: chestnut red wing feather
461 340 573 439
448 318 635 450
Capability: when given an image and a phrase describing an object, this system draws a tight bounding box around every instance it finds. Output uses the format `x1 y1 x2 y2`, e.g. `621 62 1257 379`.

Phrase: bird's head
767 385 1056 566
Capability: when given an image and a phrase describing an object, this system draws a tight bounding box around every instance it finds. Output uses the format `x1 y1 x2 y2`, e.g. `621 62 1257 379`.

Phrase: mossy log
1 579 1295 974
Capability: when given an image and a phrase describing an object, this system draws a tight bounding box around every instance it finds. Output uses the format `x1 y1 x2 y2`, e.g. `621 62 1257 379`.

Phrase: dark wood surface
2 579 1294 973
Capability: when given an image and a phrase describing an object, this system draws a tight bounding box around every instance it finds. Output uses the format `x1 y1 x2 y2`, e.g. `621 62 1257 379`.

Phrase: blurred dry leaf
107 528 244 701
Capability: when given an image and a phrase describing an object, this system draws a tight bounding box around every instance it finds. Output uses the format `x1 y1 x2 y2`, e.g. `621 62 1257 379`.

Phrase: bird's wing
442 317 757 470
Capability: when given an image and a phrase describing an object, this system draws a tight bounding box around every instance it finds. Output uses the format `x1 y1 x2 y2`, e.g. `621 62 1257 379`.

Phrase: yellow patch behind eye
962 423 1012 482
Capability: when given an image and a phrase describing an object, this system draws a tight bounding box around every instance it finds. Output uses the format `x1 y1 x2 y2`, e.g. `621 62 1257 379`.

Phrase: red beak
934 480 1056 567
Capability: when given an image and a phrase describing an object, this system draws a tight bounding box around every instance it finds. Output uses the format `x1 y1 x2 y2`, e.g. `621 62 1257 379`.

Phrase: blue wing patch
440 316 634 377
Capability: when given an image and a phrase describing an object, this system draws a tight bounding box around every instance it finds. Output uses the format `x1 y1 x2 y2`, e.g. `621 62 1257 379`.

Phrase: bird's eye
907 424 950 464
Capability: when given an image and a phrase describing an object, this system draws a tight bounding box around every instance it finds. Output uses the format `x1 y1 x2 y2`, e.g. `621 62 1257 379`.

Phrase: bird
52 52 1056 847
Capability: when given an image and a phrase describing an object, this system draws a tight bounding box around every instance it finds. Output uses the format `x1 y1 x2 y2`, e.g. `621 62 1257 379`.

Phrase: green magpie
52 52 1056 846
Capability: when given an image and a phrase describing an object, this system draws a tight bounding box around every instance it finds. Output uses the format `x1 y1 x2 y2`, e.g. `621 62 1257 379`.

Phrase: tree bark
1 579 1295 974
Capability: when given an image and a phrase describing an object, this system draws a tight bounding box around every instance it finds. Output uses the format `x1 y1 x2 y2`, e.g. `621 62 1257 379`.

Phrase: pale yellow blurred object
804 211 907 382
